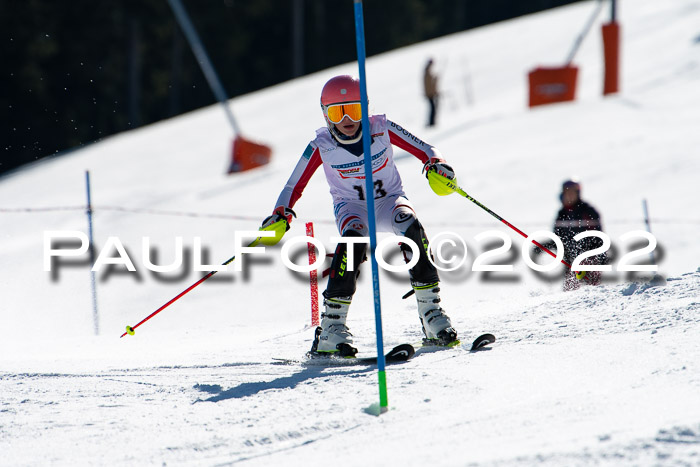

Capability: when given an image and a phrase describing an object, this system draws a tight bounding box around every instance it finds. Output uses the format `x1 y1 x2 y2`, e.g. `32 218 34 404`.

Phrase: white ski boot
311 296 357 357
413 282 458 346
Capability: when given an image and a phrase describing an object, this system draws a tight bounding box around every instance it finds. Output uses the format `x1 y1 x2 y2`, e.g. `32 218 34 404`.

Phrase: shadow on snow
193 366 373 403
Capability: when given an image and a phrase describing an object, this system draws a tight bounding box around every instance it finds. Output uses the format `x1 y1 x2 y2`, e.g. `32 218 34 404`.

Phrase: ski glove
422 157 455 180
261 206 296 232
423 158 457 196
257 206 296 246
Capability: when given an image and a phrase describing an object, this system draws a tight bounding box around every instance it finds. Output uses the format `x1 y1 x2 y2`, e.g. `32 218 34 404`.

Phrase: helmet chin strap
328 122 363 144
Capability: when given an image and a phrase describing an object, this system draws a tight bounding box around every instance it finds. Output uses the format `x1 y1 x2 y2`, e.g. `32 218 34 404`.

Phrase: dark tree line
1 0 583 175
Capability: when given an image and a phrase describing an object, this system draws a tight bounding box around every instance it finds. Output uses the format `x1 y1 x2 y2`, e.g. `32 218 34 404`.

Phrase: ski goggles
323 102 363 124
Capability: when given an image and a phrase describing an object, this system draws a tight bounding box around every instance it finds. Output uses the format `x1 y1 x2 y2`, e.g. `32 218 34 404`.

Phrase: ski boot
413 282 458 346
310 296 357 357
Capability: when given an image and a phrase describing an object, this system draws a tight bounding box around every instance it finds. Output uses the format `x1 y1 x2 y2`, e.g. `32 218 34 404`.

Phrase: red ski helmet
320 75 364 144
320 75 361 106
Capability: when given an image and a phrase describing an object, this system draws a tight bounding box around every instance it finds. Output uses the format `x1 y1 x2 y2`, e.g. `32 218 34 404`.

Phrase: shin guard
402 219 439 285
324 230 367 299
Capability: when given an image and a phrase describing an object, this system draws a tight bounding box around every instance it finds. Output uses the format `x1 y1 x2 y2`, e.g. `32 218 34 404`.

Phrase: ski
272 343 415 366
416 333 496 353
349 343 415 364
469 333 496 351
272 334 493 366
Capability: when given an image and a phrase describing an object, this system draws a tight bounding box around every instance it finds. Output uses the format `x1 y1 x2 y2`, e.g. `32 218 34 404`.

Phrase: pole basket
602 22 620 95
527 65 579 108
227 135 272 174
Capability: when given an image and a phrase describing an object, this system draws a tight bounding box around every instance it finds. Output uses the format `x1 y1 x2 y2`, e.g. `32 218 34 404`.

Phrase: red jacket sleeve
387 120 442 164
274 143 323 210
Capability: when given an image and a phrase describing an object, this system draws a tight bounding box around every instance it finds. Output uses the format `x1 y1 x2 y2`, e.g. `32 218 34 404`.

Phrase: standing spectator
423 58 439 127
536 179 607 290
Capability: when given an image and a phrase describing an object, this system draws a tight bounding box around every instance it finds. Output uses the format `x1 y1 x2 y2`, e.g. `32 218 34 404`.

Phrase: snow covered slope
1 0 699 465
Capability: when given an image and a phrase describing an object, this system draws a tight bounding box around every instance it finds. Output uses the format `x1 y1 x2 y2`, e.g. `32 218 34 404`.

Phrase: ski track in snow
2 273 699 465
498 273 700 345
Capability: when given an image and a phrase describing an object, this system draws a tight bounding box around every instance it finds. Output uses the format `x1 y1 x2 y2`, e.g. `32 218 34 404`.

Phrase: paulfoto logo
42 230 420 275
43 229 659 277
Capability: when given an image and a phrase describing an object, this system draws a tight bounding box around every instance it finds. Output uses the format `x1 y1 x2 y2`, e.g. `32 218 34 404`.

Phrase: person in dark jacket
537 179 607 290
423 58 439 127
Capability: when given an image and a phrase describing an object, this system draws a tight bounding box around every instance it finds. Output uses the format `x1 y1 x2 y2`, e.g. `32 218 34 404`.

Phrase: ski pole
120 257 234 338
427 172 575 270
120 224 285 338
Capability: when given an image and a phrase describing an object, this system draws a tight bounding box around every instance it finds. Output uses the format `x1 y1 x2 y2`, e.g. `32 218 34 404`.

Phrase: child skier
260 75 459 356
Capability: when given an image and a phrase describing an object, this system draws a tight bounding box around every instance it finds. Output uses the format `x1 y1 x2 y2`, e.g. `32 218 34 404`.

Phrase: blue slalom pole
85 171 99 335
353 0 388 413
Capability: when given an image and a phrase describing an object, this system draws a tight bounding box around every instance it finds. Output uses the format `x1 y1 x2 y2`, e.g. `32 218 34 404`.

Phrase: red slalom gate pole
306 222 320 327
